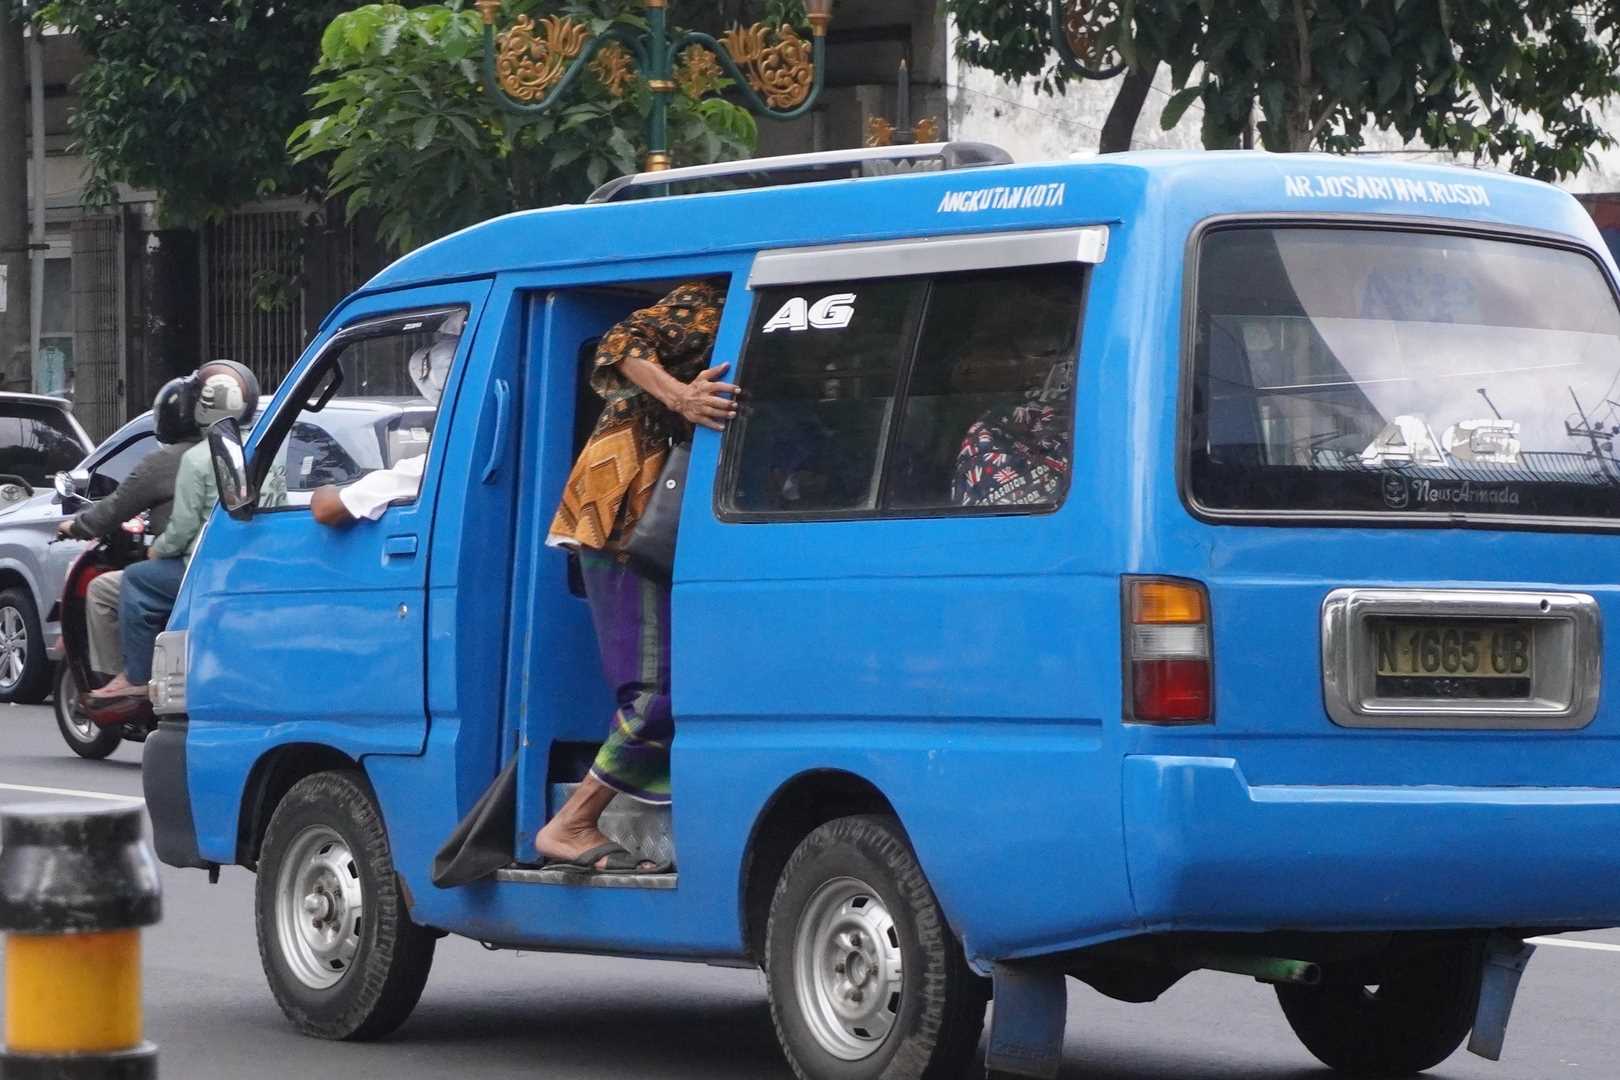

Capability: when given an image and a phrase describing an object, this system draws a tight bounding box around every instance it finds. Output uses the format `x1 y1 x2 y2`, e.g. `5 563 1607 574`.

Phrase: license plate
1370 619 1533 687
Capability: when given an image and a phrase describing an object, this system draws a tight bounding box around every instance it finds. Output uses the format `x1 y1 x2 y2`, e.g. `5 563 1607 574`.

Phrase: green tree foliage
945 0 1620 180
289 2 760 253
27 0 347 222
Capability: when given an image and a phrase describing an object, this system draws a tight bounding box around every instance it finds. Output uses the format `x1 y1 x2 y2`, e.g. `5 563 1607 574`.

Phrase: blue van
144 145 1620 1080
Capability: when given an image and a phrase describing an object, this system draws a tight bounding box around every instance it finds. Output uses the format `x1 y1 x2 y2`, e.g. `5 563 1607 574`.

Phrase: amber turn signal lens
1131 580 1207 625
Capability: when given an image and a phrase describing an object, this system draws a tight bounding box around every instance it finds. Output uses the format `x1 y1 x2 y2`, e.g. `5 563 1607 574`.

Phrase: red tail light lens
1125 577 1212 724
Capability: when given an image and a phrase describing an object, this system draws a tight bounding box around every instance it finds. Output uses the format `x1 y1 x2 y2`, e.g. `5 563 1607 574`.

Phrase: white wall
946 44 1205 162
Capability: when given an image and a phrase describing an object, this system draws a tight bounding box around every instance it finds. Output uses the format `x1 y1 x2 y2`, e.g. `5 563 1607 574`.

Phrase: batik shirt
951 401 1070 507
547 281 726 551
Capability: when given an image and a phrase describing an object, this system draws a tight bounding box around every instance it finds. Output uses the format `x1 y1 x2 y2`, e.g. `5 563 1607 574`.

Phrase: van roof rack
586 142 1014 204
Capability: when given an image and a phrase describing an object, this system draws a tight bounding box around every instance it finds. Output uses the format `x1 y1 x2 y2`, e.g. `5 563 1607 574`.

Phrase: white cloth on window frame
337 454 427 521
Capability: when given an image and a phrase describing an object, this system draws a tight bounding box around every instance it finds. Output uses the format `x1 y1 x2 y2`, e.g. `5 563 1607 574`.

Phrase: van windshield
1189 227 1620 522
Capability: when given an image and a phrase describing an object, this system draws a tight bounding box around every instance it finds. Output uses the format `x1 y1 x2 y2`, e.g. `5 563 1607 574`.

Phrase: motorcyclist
91 361 273 701
58 377 202 678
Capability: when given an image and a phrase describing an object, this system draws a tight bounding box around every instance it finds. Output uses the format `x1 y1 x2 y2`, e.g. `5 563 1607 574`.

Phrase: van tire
1275 941 1482 1076
254 770 435 1041
0 587 51 704
765 814 989 1080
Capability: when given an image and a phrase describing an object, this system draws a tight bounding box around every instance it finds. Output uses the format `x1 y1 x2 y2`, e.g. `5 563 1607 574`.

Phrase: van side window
726 279 923 514
254 308 463 510
888 265 1083 510
721 265 1085 520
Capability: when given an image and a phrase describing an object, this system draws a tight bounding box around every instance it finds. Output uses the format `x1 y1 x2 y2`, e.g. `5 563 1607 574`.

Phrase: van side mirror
209 417 256 520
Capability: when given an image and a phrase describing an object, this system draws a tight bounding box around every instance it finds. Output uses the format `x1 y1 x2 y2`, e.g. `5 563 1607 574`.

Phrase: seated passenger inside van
311 312 463 525
951 357 1073 508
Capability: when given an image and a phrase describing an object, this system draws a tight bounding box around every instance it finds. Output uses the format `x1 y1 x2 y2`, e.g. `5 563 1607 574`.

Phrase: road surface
0 704 1613 1078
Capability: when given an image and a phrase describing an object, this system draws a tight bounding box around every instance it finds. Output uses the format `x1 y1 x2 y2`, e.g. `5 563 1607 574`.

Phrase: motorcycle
51 487 155 759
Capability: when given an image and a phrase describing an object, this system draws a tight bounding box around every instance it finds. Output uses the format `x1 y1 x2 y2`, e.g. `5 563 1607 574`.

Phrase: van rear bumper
1123 755 1620 931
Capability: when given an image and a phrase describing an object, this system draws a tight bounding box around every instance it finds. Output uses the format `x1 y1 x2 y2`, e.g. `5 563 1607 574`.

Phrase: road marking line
0 782 142 804
1528 936 1620 954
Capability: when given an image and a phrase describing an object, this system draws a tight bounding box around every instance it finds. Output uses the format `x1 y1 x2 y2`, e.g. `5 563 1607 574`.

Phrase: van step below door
494 783 675 889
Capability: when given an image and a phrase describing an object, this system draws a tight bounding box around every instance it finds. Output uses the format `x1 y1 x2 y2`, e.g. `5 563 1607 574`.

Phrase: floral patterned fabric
547 281 726 551
951 401 1070 507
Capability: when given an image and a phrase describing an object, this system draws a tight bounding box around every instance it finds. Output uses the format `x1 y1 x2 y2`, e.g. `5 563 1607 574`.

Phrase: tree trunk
1099 63 1158 154
0 13 30 391
127 227 199 411
1282 0 1316 151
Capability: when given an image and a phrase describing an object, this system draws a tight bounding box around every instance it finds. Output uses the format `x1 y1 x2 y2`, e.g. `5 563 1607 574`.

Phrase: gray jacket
69 440 196 540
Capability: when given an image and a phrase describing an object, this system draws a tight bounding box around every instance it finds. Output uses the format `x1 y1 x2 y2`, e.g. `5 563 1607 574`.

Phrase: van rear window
1188 227 1620 522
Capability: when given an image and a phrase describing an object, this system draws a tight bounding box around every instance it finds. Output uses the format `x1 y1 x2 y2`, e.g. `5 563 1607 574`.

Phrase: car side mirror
54 471 77 500
209 417 256 520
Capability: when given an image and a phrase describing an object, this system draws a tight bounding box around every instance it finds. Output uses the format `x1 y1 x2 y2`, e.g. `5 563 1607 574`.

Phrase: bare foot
534 819 618 867
534 774 660 872
88 672 146 700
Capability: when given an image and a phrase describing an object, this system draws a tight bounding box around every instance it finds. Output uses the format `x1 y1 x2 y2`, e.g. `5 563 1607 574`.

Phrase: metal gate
200 209 307 394
70 215 125 442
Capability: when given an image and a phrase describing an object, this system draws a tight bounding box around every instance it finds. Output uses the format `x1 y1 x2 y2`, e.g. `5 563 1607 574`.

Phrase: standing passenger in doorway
539 280 735 873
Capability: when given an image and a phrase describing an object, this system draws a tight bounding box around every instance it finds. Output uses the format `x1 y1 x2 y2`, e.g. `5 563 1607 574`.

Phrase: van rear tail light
1125 578 1212 724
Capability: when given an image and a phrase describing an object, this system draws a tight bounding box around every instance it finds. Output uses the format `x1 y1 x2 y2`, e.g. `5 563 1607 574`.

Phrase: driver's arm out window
252 307 464 512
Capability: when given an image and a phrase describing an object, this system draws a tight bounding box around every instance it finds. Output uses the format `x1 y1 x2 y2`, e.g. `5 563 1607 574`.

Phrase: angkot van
145 144 1620 1079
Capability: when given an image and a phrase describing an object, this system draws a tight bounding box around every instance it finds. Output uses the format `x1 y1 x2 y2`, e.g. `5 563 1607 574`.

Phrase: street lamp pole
475 0 833 173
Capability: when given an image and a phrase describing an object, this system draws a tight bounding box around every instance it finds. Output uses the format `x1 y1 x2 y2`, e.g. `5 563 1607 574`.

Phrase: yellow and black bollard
0 800 160 1078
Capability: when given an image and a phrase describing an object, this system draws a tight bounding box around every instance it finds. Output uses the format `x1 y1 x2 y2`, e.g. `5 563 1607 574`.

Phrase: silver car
0 392 94 702
0 397 433 704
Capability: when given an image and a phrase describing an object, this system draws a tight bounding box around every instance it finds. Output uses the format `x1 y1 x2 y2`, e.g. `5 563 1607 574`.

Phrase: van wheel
255 770 435 1041
766 814 989 1080
55 664 120 759
1275 942 1482 1076
0 587 50 704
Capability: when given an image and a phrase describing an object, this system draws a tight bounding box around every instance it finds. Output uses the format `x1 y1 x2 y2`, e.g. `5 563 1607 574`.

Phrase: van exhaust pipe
1182 950 1322 986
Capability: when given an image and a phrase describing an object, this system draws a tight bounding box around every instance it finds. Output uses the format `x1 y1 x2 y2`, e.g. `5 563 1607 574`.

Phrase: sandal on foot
542 842 668 875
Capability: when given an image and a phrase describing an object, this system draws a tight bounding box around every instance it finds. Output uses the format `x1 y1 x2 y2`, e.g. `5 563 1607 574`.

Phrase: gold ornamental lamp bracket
477 0 832 173
1050 0 1126 80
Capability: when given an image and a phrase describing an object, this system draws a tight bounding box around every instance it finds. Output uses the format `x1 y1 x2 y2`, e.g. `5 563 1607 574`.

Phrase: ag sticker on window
761 293 857 334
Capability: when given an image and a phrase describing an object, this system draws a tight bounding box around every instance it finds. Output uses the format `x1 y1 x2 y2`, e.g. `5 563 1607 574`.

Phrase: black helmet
152 377 201 444
193 360 260 428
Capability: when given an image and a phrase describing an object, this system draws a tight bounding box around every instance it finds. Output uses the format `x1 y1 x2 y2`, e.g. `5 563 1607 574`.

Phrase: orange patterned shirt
547 281 726 551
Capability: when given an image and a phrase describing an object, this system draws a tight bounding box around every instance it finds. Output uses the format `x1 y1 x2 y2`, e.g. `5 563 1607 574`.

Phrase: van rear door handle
480 378 512 485
384 534 419 559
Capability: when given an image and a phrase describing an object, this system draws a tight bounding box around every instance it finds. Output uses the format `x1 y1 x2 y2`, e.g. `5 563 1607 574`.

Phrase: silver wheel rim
0 606 27 691
792 876 904 1061
274 825 364 990
59 670 96 742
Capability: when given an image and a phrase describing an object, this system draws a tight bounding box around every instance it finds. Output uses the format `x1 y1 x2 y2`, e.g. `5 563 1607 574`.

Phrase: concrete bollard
0 800 161 1079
